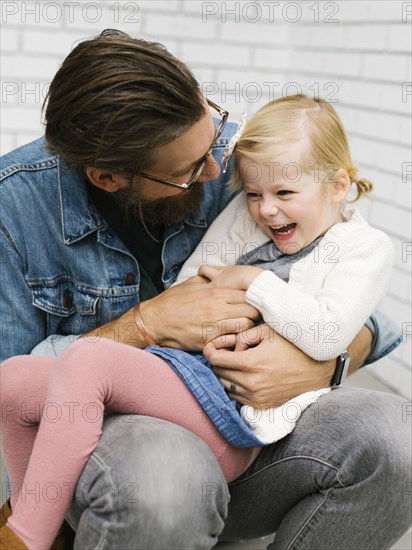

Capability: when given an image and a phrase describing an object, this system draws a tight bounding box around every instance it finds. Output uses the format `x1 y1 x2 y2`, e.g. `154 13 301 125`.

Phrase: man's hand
203 324 372 408
83 276 259 351
139 276 260 351
198 264 263 291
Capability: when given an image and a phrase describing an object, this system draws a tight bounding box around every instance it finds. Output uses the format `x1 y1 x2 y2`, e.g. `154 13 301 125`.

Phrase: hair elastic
221 110 248 174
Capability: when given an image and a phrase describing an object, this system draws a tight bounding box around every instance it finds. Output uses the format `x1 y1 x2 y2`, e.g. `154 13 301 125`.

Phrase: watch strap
331 350 351 389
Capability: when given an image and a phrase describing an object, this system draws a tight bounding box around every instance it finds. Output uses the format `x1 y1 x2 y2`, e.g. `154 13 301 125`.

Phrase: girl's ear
331 169 351 203
85 167 127 192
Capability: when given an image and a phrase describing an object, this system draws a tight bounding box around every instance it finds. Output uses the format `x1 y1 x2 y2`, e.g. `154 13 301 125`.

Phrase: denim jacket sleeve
363 310 402 365
31 310 401 362
0 223 47 362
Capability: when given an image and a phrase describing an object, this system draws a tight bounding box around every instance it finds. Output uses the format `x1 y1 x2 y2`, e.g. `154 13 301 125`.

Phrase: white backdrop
1 0 411 397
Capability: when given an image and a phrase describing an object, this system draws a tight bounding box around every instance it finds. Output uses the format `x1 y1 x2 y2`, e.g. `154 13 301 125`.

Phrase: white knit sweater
177 192 393 361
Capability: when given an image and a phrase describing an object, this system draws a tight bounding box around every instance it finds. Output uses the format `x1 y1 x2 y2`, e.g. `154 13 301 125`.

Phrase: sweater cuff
246 270 285 309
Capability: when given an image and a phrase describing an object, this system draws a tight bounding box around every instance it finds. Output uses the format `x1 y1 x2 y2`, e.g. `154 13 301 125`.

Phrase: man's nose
197 155 220 183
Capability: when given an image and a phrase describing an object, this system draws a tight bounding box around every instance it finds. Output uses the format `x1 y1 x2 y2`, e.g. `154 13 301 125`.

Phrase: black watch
331 350 351 389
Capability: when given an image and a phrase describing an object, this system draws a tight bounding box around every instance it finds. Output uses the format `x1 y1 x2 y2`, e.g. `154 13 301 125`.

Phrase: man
1 30 410 549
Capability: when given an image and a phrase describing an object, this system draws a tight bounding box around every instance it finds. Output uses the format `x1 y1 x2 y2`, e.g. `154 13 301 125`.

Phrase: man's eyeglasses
136 98 229 190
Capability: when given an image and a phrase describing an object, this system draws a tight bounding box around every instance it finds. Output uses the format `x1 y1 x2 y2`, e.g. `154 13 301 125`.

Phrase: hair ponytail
347 167 373 201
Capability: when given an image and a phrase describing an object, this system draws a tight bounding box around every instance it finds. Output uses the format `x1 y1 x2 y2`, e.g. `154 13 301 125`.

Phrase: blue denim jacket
0 128 401 363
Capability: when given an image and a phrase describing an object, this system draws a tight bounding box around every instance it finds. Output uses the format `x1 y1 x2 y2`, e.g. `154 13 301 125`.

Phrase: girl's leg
0 356 56 510
7 338 254 550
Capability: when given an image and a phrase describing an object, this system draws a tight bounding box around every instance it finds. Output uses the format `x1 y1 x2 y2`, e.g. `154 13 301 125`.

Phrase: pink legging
0 338 254 550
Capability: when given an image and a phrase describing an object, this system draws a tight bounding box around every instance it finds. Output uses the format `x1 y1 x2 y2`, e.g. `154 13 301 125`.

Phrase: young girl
0 95 392 549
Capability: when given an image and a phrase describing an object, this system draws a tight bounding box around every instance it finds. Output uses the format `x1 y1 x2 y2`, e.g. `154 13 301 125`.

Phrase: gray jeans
66 388 411 550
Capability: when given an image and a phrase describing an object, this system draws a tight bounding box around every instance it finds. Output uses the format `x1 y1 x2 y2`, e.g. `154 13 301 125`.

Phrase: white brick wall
1 0 411 397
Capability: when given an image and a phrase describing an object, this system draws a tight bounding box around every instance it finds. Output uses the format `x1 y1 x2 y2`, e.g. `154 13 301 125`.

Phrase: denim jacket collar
58 135 226 243
59 159 209 245
58 157 105 245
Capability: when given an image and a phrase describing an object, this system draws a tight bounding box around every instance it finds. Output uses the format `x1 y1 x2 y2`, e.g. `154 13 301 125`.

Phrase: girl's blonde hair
232 94 372 201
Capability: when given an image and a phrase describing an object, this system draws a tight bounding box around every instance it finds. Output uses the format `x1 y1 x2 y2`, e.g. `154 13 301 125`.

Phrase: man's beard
115 182 205 226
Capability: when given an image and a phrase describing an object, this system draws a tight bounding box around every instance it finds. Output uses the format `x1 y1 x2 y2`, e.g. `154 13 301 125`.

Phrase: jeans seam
79 452 112 550
286 488 330 550
229 455 347 488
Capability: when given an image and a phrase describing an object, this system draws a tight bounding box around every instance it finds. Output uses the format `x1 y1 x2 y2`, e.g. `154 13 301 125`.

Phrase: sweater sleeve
245 220 394 361
175 192 268 284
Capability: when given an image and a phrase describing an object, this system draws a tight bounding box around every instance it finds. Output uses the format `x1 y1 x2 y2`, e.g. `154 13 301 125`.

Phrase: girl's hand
198 265 263 291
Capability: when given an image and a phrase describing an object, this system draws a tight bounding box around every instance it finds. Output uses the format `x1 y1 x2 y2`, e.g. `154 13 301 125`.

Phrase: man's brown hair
42 29 205 177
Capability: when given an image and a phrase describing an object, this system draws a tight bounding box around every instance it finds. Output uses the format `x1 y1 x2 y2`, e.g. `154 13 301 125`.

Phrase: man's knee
298 388 409 471
314 389 411 490
109 417 228 523
355 391 411 494
68 416 228 548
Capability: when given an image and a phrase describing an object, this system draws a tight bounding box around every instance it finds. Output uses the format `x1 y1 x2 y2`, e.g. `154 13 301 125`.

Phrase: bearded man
0 29 409 550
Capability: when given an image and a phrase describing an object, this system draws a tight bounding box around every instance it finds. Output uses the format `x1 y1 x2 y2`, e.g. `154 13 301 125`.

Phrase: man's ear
331 169 351 203
85 167 127 193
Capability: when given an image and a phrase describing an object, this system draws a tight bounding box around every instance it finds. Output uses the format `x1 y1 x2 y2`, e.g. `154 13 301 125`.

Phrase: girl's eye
277 190 293 196
245 192 260 200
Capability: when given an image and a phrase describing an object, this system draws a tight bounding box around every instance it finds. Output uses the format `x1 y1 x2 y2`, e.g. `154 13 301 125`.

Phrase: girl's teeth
271 223 295 235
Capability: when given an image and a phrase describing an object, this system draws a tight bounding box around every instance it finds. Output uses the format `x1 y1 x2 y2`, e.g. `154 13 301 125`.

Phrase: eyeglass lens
177 104 226 186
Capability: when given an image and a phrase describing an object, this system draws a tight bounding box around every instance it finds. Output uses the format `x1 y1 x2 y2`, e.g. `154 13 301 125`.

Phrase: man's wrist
83 308 148 348
364 316 378 353
346 325 373 373
134 302 158 346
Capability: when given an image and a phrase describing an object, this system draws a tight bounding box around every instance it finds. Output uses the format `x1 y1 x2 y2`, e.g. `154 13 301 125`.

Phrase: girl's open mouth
270 223 297 240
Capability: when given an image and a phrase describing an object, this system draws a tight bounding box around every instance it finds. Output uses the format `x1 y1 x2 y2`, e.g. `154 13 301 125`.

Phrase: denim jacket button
125 272 136 284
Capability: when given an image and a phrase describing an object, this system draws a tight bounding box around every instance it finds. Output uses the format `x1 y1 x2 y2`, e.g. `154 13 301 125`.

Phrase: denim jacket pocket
30 280 99 335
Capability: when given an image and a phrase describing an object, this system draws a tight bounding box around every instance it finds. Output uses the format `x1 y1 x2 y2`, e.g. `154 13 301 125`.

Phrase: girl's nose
260 201 279 219
197 154 220 183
